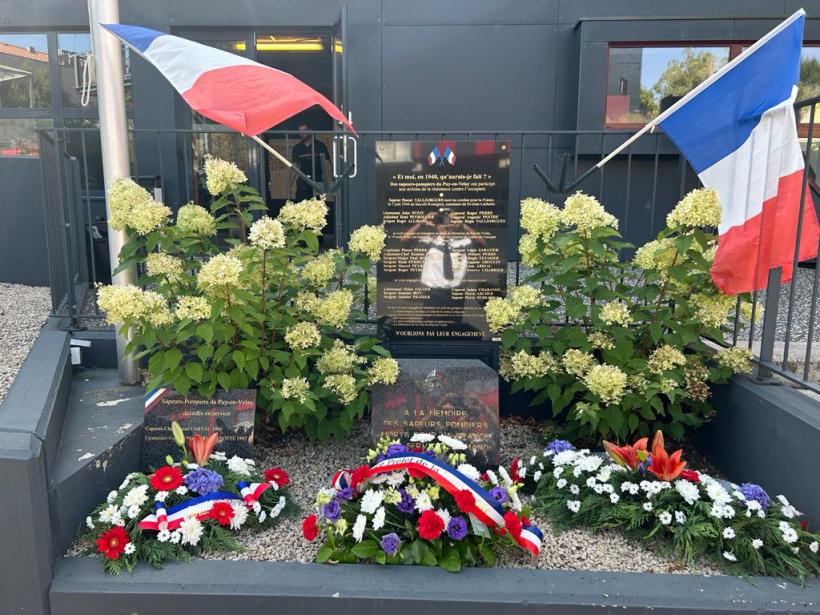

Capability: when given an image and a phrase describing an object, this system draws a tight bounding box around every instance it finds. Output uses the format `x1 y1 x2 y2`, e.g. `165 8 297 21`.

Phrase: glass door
331 5 351 245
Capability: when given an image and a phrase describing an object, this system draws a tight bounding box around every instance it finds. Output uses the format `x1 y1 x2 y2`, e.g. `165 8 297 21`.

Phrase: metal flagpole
88 0 139 385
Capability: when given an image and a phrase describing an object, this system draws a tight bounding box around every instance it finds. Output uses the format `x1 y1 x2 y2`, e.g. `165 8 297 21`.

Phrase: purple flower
322 499 342 521
386 443 409 456
396 488 415 514
740 483 770 510
183 468 224 495
490 486 509 504
380 532 401 555
336 487 355 501
447 516 468 540
545 439 575 455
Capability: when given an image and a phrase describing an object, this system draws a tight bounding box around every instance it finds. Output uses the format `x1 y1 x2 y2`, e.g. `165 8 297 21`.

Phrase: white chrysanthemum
810 541 818 553
456 463 481 481
204 155 247 195
179 517 204 546
127 505 141 519
226 455 252 476
352 514 367 542
752 538 764 550
229 502 249 530
372 506 386 530
270 496 287 519
157 529 171 543
122 485 149 509
98 504 118 524
360 489 385 514
411 433 435 443
567 500 581 513
85 515 95 530
249 216 286 250
674 480 701 506
437 435 468 450
175 486 188 496
643 502 653 512
414 492 433 512
154 491 168 503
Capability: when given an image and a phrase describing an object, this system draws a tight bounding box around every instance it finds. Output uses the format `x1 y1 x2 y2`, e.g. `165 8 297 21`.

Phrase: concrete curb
50 557 820 615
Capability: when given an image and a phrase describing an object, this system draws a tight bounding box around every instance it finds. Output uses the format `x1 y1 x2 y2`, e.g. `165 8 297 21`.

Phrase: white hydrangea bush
489 189 754 441
97 157 398 441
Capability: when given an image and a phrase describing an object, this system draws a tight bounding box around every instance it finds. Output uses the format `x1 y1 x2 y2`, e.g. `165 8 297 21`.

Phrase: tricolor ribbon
337 452 541 556
138 491 241 531
236 481 270 505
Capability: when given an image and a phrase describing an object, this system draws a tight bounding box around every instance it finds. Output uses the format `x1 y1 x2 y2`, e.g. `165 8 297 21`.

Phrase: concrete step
50 367 143 556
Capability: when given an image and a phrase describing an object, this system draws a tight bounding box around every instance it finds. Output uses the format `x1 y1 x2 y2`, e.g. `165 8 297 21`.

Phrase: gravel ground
0 283 51 405
206 418 717 575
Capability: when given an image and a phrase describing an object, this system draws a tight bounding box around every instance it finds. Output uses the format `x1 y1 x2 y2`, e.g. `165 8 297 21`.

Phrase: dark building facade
2 0 820 285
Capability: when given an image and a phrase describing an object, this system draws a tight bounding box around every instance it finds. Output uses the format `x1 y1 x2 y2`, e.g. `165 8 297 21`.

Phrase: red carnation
454 490 476 513
149 465 183 491
509 457 522 483
521 515 531 526
302 514 319 541
504 511 522 538
96 526 130 560
417 510 445 540
410 446 425 453
480 471 490 482
679 469 701 483
264 467 290 487
208 501 235 526
800 520 810 531
350 465 370 490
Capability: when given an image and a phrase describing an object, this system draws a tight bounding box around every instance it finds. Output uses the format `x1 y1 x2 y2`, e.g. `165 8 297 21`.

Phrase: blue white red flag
444 146 456 165
102 24 354 136
656 9 819 294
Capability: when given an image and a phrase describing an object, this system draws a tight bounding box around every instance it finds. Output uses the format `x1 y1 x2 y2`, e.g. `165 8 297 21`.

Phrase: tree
650 49 723 106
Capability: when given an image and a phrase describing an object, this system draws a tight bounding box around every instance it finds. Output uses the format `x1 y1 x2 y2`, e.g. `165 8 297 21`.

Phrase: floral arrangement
302 434 541 572
521 433 820 580
81 423 293 574
96 156 398 441
487 189 755 441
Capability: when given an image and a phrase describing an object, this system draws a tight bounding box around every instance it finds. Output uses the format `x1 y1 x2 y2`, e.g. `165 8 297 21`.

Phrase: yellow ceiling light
234 35 326 53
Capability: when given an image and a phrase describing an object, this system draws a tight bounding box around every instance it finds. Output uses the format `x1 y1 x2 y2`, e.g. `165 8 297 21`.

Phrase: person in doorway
289 121 330 202
400 209 485 297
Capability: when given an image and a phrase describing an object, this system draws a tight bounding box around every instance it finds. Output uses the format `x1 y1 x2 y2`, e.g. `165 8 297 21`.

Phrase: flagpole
89 0 139 385
576 8 806 184
249 134 331 194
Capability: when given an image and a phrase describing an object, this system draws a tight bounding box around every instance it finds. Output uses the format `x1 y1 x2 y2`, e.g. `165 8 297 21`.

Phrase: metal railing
34 116 820 391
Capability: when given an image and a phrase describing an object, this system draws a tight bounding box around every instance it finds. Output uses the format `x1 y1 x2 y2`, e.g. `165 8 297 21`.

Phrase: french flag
657 9 819 295
102 24 354 136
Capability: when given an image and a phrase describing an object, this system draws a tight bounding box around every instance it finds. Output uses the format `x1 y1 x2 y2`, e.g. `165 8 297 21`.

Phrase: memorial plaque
376 140 509 341
371 358 500 467
141 388 256 470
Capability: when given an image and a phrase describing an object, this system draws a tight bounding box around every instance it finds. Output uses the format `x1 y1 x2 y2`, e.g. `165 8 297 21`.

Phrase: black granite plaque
371 358 500 467
141 388 255 471
375 140 510 341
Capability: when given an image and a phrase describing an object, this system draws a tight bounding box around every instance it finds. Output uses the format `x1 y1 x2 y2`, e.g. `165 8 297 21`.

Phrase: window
0 33 51 108
798 46 820 124
0 118 53 157
57 32 132 108
606 45 730 126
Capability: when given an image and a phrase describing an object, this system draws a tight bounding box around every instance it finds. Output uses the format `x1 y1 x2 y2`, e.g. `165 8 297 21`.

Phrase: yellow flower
587 331 614 350
96 284 148 324
108 177 153 231
369 357 400 385
562 349 595 377
302 251 338 288
647 344 687 374
560 192 618 234
281 377 310 402
284 322 322 350
349 225 387 262
204 155 246 196
196 254 243 295
509 285 541 310
716 347 753 374
507 350 557 379
334 518 348 535
324 374 358 404
174 296 212 321
317 339 361 374
666 188 721 229
248 216 285 250
694 293 735 328
599 301 631 326
740 301 763 324
518 233 541 267
484 297 520 332
294 291 320 314
633 238 677 272
520 198 561 241
145 252 183 282
176 203 216 236
583 364 627 405
313 290 354 328
277 198 328 232
143 291 173 327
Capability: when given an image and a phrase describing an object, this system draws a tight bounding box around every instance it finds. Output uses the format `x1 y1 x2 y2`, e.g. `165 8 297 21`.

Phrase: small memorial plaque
141 388 256 471
371 358 500 467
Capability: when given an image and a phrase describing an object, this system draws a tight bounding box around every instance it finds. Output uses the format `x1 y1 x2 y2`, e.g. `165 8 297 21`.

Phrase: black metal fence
36 115 820 390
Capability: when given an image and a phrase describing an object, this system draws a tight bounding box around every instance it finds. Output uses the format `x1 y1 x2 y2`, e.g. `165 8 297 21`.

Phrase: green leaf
232 350 245 370
351 539 380 559
438 547 462 572
197 323 214 344
315 544 334 563
164 348 183 371
185 362 203 383
217 371 232 391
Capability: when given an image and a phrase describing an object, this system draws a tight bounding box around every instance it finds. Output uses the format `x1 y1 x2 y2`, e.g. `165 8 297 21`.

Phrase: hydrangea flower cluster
348 224 387 262
303 434 535 571
82 436 291 575
203 155 247 196
176 203 217 236
108 177 172 235
520 433 820 579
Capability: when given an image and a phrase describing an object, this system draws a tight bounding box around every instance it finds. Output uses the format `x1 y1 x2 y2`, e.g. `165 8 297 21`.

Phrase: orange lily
187 432 219 466
646 430 686 481
603 437 648 470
